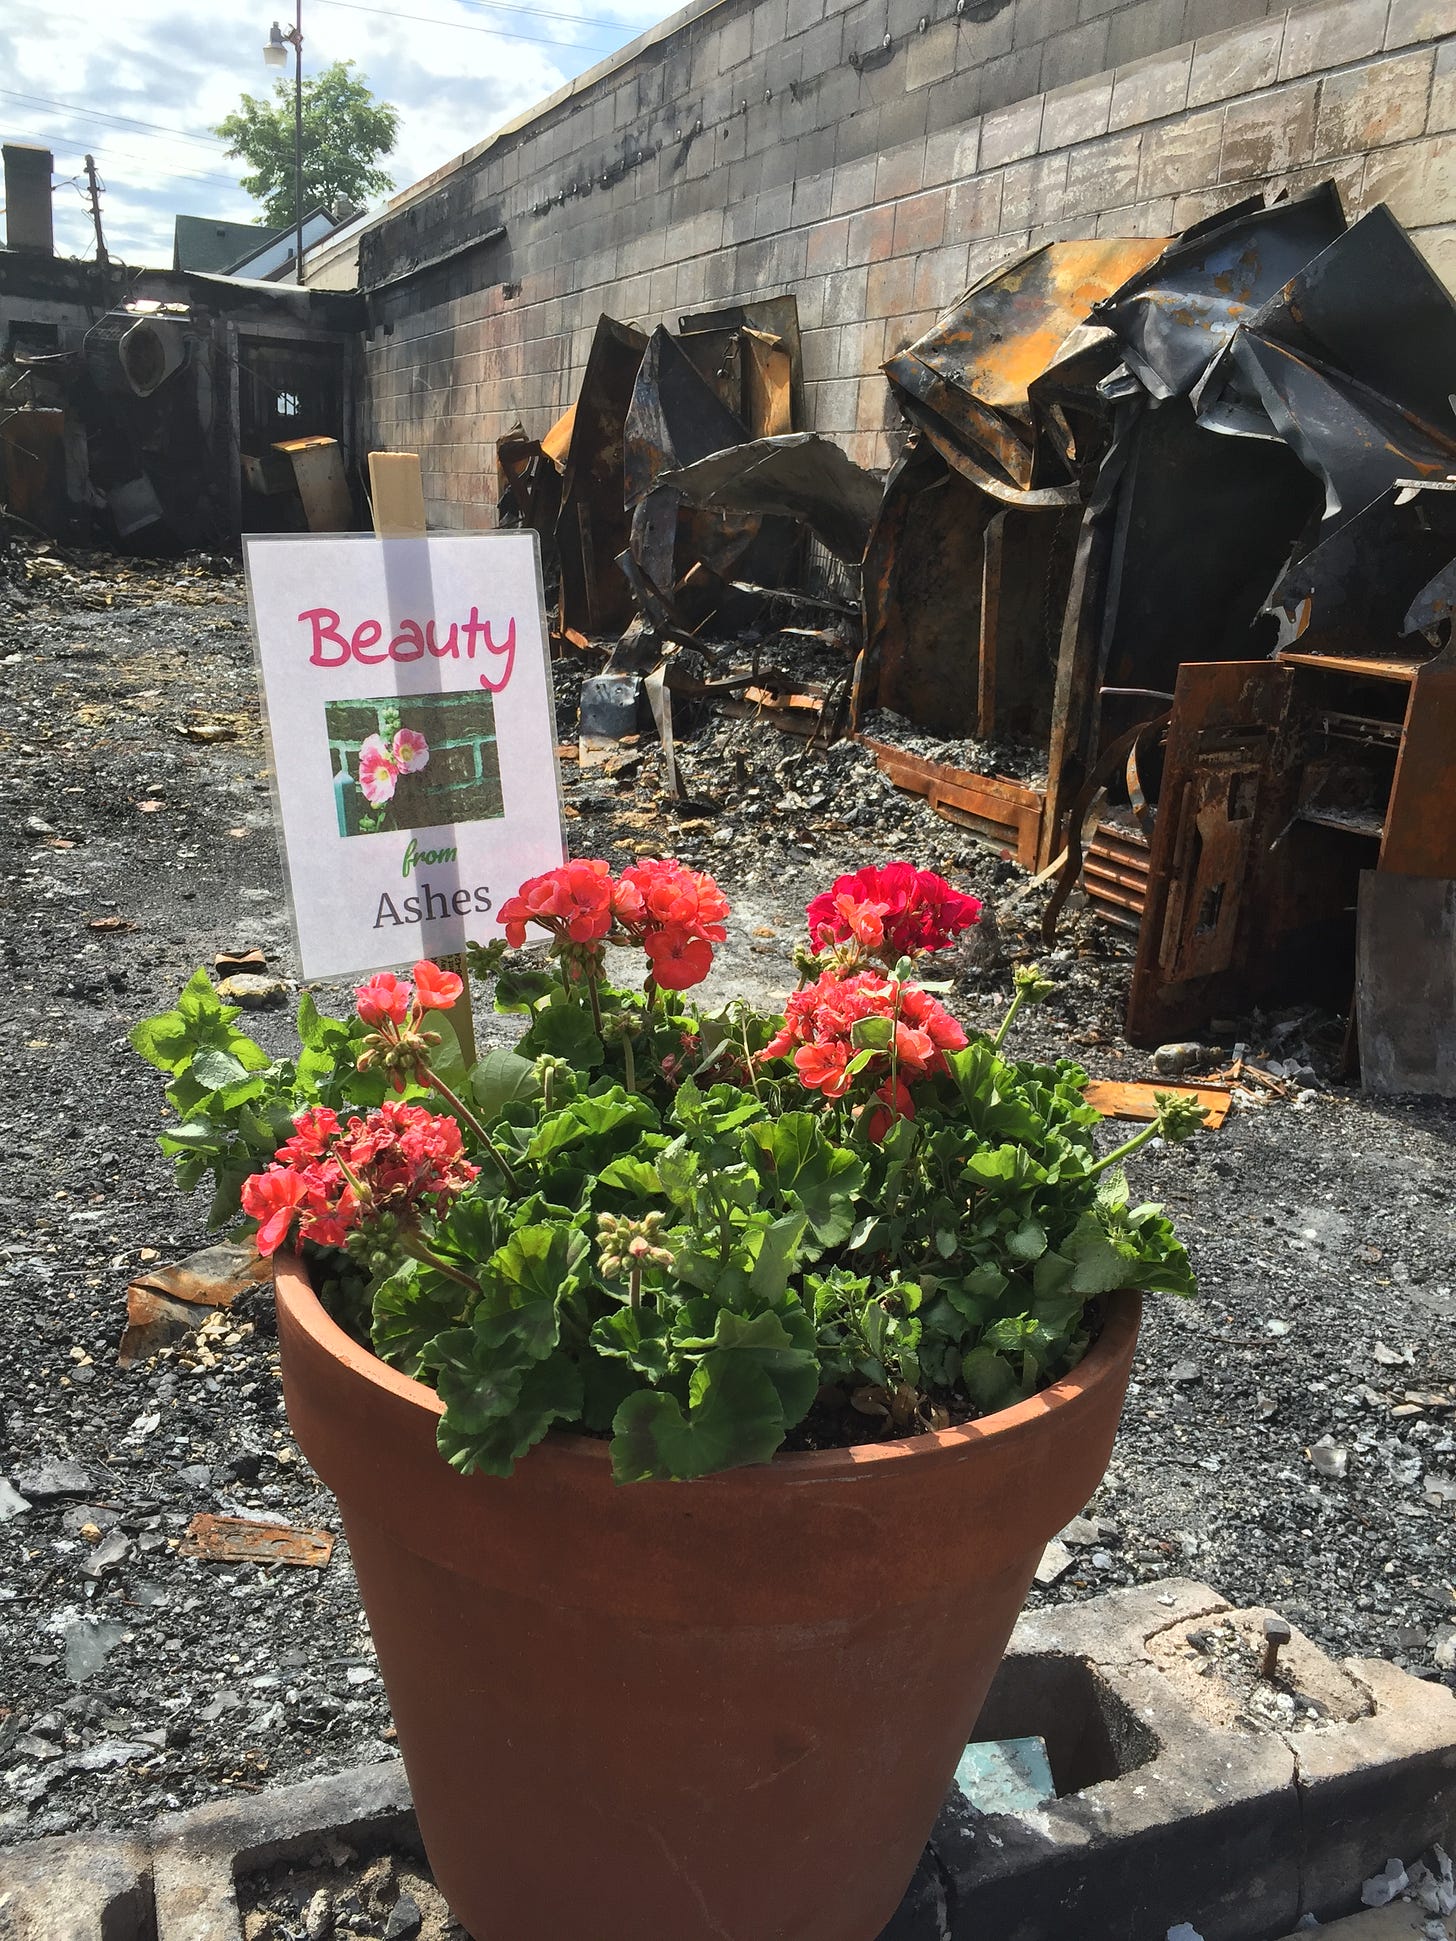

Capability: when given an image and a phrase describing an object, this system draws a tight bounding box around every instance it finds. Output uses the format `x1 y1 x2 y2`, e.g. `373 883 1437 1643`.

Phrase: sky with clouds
2 0 666 265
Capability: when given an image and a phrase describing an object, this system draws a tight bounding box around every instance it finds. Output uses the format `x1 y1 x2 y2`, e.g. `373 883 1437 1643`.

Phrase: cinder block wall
359 0 1456 527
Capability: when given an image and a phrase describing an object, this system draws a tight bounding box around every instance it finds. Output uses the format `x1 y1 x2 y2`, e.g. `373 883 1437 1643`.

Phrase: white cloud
1 0 666 265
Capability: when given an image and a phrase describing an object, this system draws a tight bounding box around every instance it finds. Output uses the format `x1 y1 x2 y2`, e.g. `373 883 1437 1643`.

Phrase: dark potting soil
1 535 1453 1851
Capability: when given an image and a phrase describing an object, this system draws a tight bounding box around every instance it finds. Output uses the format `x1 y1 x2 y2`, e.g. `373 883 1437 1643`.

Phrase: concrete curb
1 1580 1452 1941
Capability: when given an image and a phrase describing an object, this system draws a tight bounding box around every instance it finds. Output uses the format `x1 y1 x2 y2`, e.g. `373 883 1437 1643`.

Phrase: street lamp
263 6 305 285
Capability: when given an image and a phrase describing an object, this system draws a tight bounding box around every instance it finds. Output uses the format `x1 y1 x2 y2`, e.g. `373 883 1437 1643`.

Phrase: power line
418 0 649 32
6 128 248 193
312 0 624 53
0 88 229 151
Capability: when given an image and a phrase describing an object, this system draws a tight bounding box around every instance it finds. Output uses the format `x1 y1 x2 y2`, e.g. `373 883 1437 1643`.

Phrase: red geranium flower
806 864 981 958
644 926 714 991
413 959 463 1010
355 970 412 1027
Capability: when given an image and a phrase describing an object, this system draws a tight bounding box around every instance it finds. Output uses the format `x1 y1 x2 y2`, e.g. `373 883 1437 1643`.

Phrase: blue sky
2 0 666 264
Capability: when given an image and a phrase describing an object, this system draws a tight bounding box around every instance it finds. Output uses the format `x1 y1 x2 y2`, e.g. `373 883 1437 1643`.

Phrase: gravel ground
0 534 1452 1850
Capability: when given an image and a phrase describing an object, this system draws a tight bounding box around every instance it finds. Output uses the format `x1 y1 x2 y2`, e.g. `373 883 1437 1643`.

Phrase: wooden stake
367 451 478 1065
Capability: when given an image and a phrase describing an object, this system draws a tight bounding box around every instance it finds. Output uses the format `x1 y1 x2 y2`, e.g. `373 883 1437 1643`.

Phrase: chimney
3 143 55 254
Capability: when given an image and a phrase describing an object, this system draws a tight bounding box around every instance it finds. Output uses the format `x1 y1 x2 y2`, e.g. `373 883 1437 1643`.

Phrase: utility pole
291 0 304 284
82 153 109 268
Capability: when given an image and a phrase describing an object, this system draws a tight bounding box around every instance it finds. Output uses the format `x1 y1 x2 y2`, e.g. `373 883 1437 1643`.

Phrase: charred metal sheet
180 1514 334 1568
1091 184 1345 402
1268 486 1456 654
657 433 882 562
625 326 751 507
556 315 647 638
1224 332 1456 530
1242 206 1456 441
883 238 1168 495
681 296 805 432
860 436 998 733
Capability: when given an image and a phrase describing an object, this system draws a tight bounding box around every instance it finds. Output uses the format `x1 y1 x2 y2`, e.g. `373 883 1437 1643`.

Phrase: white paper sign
242 531 565 980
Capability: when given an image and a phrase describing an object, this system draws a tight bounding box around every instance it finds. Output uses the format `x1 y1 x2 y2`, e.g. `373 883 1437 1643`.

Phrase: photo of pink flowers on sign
242 530 565 983
328 693 504 839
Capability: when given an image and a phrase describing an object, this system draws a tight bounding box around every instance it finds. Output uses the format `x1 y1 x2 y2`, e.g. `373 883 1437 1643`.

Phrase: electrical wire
5 128 248 193
312 0 625 53
411 0 649 31
0 88 230 150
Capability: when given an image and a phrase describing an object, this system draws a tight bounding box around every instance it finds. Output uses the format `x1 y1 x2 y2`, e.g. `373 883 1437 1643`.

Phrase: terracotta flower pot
275 1255 1141 1941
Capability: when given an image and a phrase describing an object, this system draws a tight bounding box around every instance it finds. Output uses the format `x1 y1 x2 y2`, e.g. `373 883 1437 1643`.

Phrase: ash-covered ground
1 537 1452 1848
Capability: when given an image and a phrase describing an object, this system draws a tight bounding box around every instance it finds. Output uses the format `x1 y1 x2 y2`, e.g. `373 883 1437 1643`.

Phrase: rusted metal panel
861 438 998 734
858 738 1043 866
556 315 647 637
180 1514 334 1568
883 238 1168 496
1381 653 1456 877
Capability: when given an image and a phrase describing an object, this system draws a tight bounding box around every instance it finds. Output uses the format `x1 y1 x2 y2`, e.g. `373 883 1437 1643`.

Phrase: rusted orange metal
858 739 1043 867
180 1514 334 1569
882 239 1167 496
1082 1080 1230 1129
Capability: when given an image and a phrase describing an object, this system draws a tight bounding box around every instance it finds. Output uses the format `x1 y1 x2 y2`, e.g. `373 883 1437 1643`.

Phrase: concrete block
1000 148 1072 226
1220 77 1318 181
922 120 979 186
830 152 880 216
877 139 929 200
791 169 836 225
1097 193 1176 234
1109 46 1193 130
866 252 920 317
892 185 949 252
1039 17 1113 93
1387 0 1456 47
981 92 1045 166
955 1 1018 67
821 259 872 323
1433 38 1456 131
1013 0 1081 47
878 88 933 156
1059 128 1141 218
923 65 987 137
1188 13 1285 107
784 0 825 37
848 200 897 264
0 1831 152 1941
158 1763 414 1941
978 44 1046 123
1316 49 1436 161
1363 130 1456 225
906 16 961 90
806 212 853 271
1041 74 1114 148
716 8 753 73
946 168 1006 239
1107 0 1189 69
1279 0 1389 79
1409 218 1456 289
1140 102 1227 195
837 315 890 375
751 0 788 58
912 240 973 308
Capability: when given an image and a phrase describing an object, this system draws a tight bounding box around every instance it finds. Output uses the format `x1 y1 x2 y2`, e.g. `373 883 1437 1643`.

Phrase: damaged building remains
4 0 1456 1082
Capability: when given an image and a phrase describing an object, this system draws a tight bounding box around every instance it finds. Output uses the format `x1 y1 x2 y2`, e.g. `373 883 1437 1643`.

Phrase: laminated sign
243 532 565 980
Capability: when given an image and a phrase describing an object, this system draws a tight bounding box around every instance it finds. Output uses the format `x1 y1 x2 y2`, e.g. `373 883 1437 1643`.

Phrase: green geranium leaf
371 1260 472 1379
749 1113 869 1247
190 1047 252 1092
591 1306 672 1381
610 1351 786 1482
493 965 559 1013
747 1212 810 1303
470 1047 542 1121
524 998 604 1068
437 1353 584 1478
962 1346 1019 1414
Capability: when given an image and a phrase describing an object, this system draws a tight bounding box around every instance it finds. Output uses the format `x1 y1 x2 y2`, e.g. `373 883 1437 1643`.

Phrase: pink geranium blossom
357 734 399 807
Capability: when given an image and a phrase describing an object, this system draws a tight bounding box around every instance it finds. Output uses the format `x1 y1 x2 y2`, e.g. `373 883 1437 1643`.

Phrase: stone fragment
385 1890 424 1940
79 1530 132 1579
1034 1538 1074 1586
0 1475 32 1521
13 1460 93 1500
215 973 288 1008
1362 1857 1409 1906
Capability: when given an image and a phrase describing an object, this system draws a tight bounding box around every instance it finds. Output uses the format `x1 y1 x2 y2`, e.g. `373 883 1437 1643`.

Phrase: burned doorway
237 335 350 530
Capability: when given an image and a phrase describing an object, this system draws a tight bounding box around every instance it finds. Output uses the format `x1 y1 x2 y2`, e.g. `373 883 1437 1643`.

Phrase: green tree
215 60 399 227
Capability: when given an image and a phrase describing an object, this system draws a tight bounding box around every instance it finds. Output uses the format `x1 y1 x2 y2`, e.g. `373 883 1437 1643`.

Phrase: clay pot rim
274 1251 1141 1480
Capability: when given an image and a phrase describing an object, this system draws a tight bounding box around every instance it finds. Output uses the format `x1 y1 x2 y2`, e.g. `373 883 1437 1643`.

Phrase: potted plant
132 858 1201 1941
